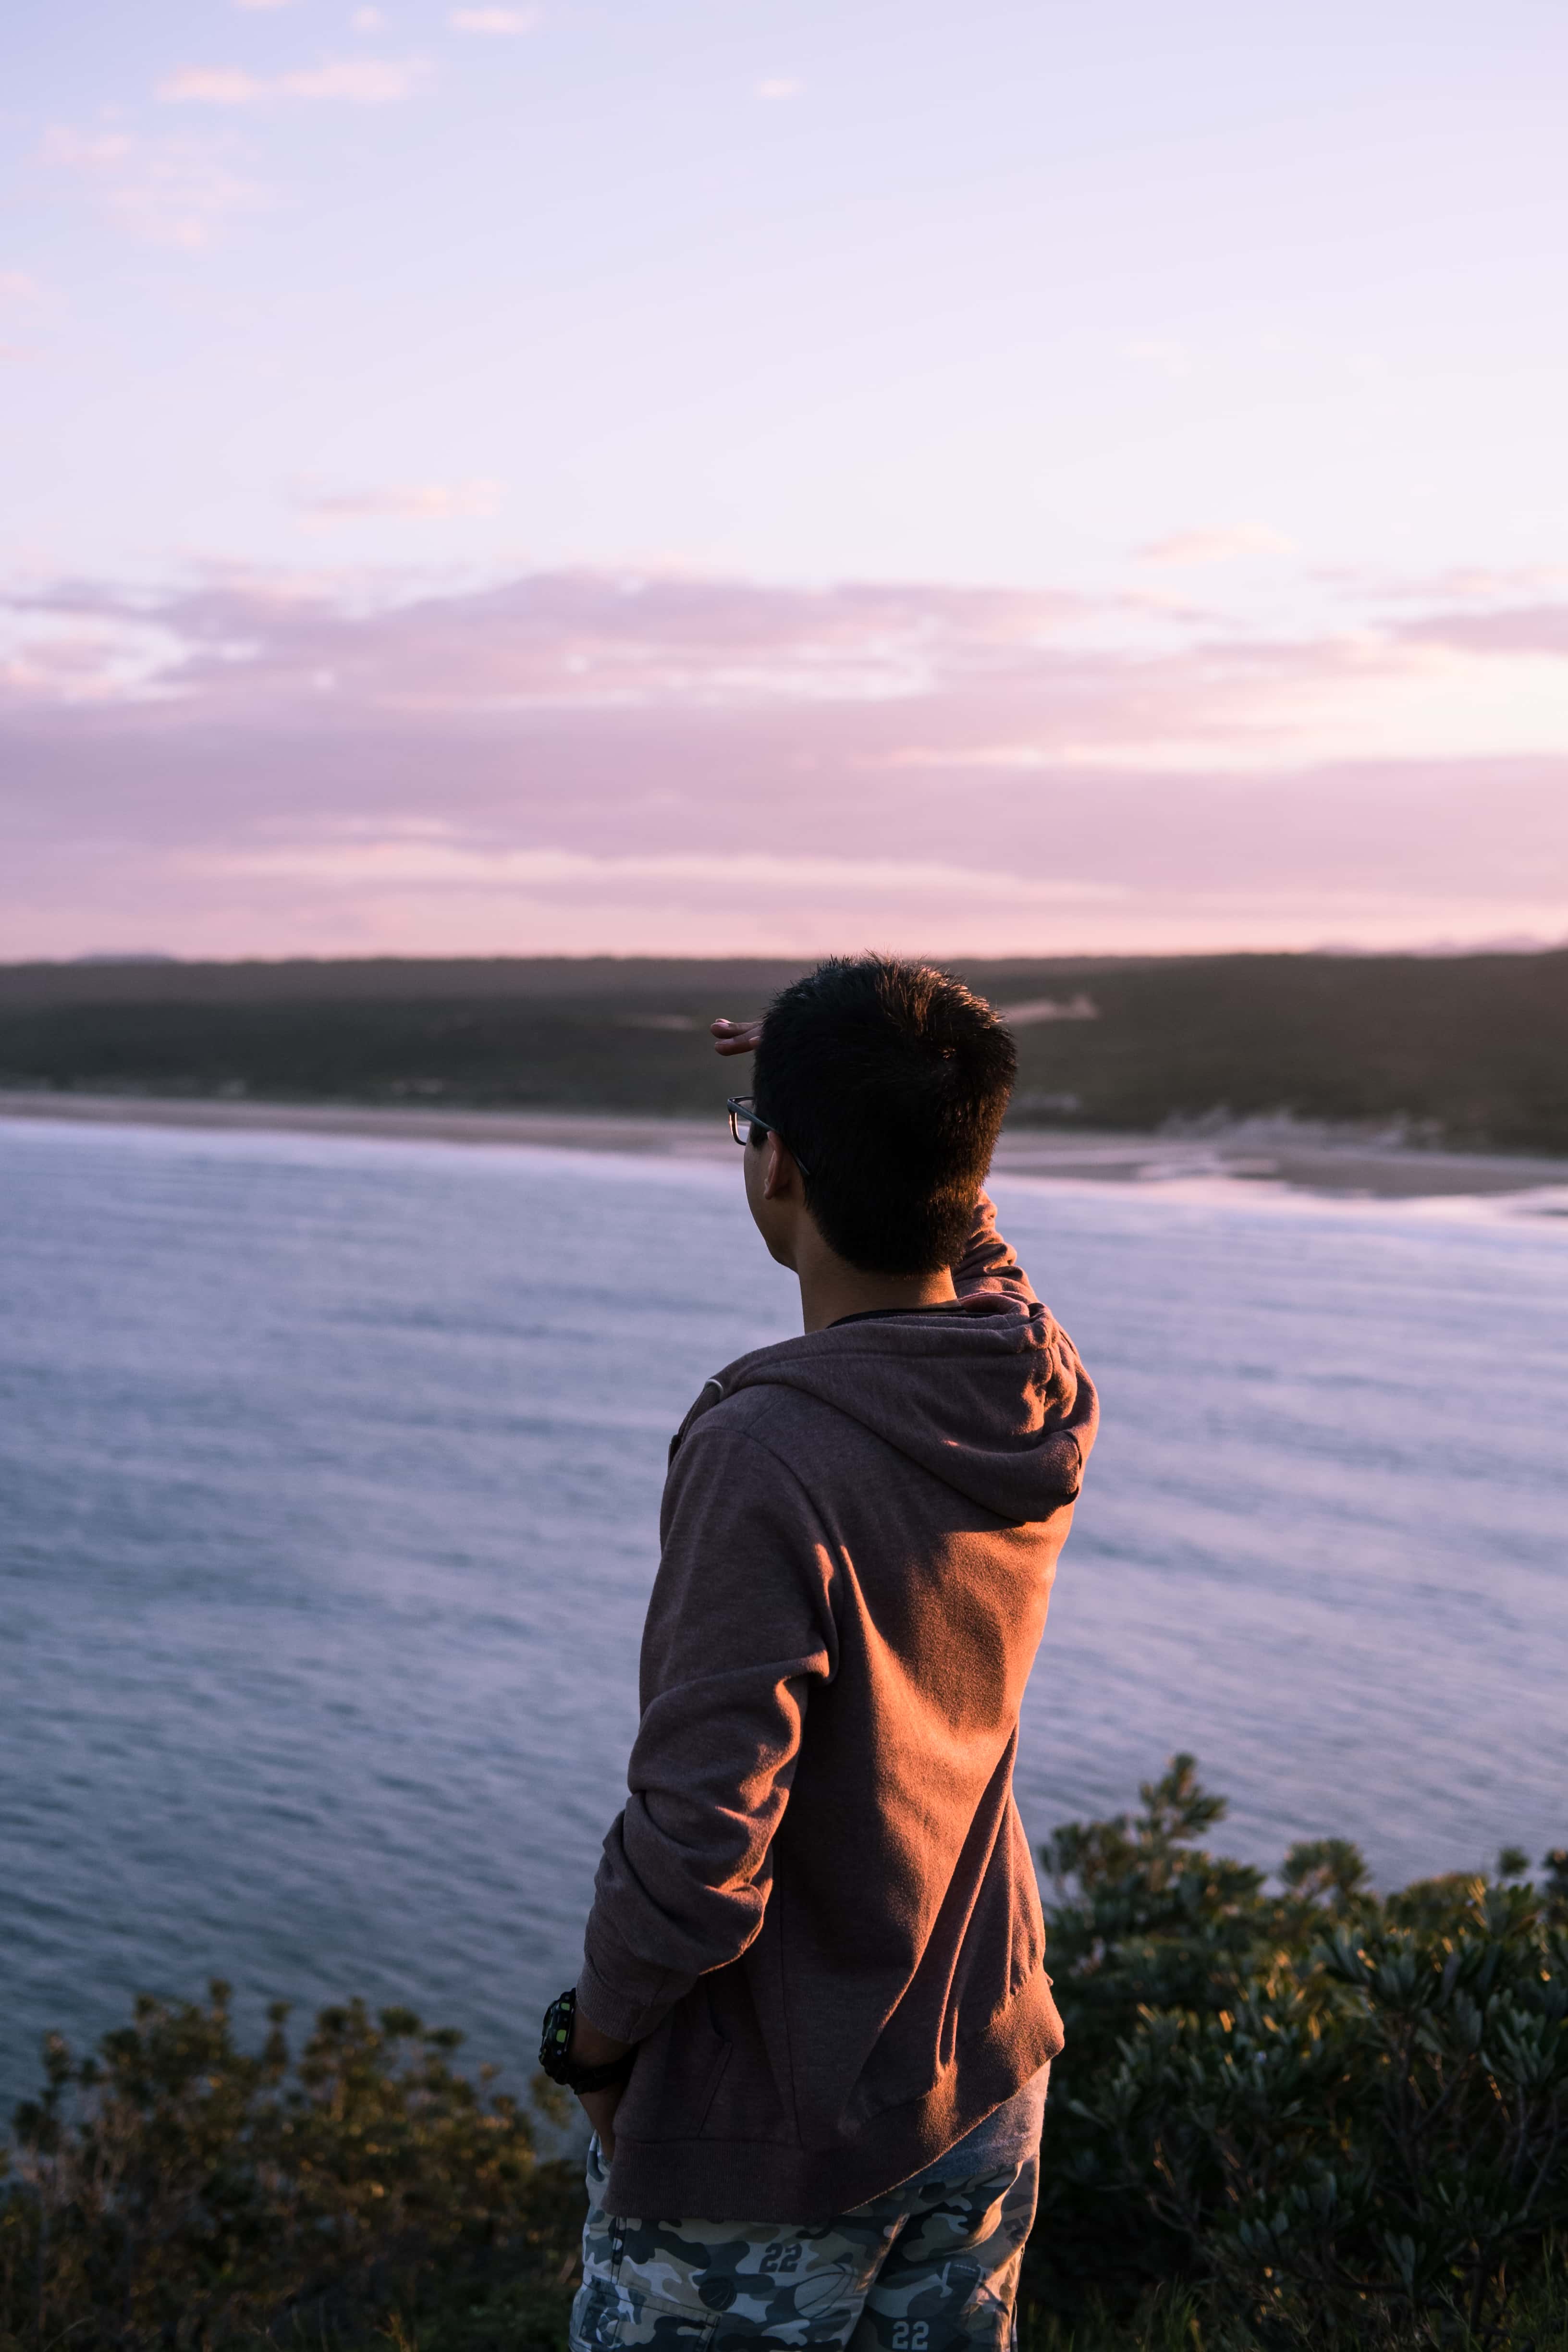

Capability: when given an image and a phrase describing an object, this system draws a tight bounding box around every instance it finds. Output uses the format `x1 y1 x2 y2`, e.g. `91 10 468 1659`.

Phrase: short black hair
752 955 1017 1275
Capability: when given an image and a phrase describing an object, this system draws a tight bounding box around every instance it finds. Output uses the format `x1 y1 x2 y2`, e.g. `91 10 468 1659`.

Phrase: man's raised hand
711 1017 764 1057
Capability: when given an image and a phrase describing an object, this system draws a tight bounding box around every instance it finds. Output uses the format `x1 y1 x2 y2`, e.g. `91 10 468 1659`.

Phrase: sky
3 0 1567 961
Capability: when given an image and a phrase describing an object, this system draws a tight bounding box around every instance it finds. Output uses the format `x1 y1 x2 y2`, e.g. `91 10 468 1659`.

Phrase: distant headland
0 947 1564 1159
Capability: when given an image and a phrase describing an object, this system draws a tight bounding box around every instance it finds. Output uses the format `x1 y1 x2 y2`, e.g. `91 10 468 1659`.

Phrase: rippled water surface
2 1118 1565 2109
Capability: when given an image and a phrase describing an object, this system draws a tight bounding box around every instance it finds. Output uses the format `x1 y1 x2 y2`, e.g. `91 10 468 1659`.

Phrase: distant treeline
1 948 1566 1153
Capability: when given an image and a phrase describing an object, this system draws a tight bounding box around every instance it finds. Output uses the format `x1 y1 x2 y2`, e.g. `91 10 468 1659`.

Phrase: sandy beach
3 1088 1567 1202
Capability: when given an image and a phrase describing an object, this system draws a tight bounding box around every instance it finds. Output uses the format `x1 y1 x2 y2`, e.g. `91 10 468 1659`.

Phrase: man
540 955 1098 2351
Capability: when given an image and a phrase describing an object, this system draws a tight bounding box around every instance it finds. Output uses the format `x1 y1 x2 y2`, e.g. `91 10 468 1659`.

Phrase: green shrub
4 1767 1564 2350
0 1985 579 2351
1028 1758 1568 2349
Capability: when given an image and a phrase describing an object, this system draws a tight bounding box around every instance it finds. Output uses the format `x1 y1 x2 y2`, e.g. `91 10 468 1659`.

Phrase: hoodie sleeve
953 1188 1036 1302
576 1423 837 2045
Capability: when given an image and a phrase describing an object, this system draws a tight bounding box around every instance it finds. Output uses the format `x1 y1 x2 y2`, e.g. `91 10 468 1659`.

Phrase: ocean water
1 1116 1565 2114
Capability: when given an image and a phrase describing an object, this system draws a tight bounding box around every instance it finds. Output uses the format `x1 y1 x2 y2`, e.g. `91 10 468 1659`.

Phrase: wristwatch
539 1987 637 2093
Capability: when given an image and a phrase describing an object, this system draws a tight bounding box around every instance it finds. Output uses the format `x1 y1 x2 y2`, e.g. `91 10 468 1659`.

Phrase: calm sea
1 1117 1565 2113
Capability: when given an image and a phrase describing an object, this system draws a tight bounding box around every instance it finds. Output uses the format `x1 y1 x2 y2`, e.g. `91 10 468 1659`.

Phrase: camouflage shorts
568 2135 1039 2352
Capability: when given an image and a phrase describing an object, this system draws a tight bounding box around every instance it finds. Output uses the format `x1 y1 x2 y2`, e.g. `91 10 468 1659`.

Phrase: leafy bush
1028 1758 1568 2349
4 1768 1564 2350
0 1985 579 2352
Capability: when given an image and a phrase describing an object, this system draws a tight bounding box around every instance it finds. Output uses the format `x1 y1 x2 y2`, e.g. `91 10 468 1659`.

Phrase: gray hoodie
577 1193 1098 2221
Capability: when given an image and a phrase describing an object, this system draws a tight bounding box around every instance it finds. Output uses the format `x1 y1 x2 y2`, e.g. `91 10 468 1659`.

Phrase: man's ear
761 1131 797 1201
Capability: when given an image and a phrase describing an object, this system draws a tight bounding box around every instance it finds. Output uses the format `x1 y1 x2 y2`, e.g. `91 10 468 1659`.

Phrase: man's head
744 955 1016 1276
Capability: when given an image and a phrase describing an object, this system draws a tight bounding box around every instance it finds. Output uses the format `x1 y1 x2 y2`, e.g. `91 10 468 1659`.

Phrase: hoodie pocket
618 1987 732 2145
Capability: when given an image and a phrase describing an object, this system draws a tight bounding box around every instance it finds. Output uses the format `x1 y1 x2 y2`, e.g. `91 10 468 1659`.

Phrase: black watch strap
539 1987 637 2094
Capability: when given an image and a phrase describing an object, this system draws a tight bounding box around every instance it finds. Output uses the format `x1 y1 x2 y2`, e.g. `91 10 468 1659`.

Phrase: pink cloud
3 564 1566 959
1396 605 1568 658
2 570 1110 721
157 58 431 105
1138 526 1297 566
8 567 1566 760
43 125 269 246
294 480 505 522
449 9 541 33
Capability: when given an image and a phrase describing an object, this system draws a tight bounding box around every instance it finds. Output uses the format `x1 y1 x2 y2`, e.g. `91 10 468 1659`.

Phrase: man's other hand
711 1017 763 1057
572 2007 634 2162
578 2081 624 2160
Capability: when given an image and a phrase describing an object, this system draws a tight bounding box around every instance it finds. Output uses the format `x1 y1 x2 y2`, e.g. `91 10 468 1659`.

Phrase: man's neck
796 1256 958 1336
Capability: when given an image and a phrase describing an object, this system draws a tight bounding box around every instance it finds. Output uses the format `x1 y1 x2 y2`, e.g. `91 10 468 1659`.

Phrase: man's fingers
578 2083 624 2162
711 1017 763 1057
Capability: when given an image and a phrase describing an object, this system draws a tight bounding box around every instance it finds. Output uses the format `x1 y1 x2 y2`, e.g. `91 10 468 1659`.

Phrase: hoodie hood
678 1293 1097 1527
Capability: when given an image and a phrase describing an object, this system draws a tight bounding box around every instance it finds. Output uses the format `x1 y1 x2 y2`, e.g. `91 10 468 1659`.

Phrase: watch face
540 1988 576 2076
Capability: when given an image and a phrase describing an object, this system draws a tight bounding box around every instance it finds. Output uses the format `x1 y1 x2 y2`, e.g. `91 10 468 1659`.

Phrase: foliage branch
1029 1757 1568 2348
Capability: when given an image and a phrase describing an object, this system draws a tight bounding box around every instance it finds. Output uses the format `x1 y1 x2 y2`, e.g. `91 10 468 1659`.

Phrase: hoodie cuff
576 1951 682 2047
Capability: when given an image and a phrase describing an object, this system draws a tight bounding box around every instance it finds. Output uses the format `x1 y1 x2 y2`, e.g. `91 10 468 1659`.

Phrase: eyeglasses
725 1095 812 1176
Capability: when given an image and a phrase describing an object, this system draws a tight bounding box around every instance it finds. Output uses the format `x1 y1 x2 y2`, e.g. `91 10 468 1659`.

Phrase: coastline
4 1087 1567 1201
0 1090 737 1161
